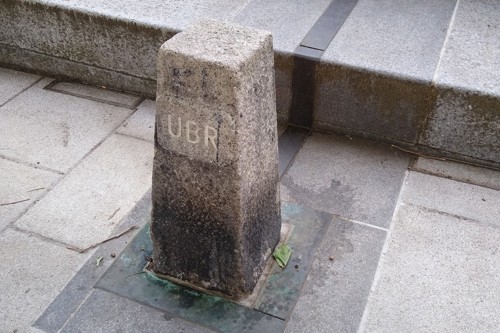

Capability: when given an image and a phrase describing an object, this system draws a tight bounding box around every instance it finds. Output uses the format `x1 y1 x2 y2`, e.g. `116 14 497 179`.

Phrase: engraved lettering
204 125 217 150
186 120 200 144
167 114 182 138
166 114 218 151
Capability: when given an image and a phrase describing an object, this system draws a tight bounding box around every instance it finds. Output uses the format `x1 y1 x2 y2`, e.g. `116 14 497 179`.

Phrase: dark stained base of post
151 146 281 297
96 201 331 333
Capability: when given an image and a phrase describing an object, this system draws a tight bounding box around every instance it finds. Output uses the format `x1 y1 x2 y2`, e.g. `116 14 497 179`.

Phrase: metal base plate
96 202 331 333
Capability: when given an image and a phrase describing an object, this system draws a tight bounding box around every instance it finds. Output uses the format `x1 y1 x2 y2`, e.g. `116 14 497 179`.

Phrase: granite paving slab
0 67 40 105
281 133 410 228
285 217 386 333
360 203 500 332
15 134 153 249
0 78 134 173
434 0 500 96
233 0 331 54
401 171 500 227
0 158 60 231
323 0 457 82
0 229 87 332
117 99 156 142
34 191 153 333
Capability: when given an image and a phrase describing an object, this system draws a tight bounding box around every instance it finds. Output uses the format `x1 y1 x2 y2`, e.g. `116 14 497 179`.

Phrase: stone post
151 20 281 297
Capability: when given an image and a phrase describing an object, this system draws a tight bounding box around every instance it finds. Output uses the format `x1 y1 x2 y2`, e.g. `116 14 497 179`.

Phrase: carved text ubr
166 114 217 150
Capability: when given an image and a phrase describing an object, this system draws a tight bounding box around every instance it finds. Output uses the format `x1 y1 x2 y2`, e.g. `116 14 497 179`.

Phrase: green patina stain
96 202 331 331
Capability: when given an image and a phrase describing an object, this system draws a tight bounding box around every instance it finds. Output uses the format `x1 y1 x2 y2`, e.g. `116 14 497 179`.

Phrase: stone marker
151 20 281 297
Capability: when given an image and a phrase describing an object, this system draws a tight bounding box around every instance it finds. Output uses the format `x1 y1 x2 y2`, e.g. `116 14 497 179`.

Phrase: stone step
1 0 498 167
313 0 499 169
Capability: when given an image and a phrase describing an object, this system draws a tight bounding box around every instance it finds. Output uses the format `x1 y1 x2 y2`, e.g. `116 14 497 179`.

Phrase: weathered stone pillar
151 20 281 297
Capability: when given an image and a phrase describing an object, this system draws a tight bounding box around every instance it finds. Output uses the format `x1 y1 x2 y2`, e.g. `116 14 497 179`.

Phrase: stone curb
1 0 498 167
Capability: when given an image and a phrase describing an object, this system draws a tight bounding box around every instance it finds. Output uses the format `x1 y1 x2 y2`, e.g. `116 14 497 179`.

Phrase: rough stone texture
274 53 293 125
48 81 142 108
0 2 167 97
285 217 387 333
413 157 500 190
281 133 410 229
0 78 133 173
152 20 280 297
118 99 156 141
233 0 331 54
0 67 40 105
434 0 500 96
0 229 86 332
361 204 500 332
313 64 436 143
323 0 457 82
0 0 174 81
15 134 153 249
0 0 298 112
401 171 500 227
60 290 213 333
315 0 458 143
420 88 500 164
0 0 284 100
38 0 249 31
0 158 60 231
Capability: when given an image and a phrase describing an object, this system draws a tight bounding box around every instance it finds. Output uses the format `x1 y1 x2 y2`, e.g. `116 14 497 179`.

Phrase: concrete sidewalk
0 67 499 332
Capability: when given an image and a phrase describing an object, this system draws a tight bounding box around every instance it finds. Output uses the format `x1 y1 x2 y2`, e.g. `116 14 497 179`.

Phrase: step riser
0 0 172 95
313 62 500 168
314 63 432 144
421 89 500 165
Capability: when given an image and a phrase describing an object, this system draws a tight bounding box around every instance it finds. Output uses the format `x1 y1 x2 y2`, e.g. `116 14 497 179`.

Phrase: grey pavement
0 228 88 333
360 204 500 333
1 67 499 333
323 0 456 82
0 78 136 173
434 0 500 95
281 133 410 229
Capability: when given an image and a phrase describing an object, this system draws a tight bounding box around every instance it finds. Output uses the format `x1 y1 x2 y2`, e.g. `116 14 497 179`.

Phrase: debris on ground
66 225 139 253
273 243 292 268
